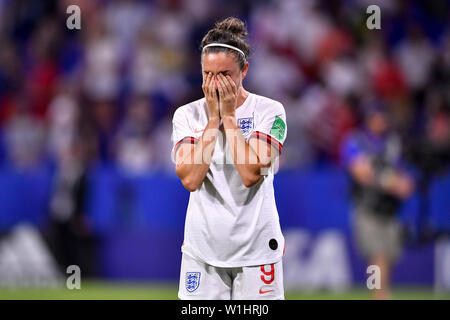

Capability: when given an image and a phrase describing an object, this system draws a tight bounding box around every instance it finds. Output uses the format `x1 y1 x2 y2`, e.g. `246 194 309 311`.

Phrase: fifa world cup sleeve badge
270 116 286 141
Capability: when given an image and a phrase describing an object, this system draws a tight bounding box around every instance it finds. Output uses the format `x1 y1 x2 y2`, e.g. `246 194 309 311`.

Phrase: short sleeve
250 101 287 153
171 107 198 161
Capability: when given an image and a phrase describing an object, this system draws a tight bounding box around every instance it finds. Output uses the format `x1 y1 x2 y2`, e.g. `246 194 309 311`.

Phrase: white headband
202 43 246 59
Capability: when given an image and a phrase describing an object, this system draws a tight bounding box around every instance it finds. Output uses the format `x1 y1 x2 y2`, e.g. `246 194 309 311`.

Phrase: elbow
176 165 202 192
181 177 201 192
243 174 262 188
183 181 199 192
243 181 256 188
241 165 267 188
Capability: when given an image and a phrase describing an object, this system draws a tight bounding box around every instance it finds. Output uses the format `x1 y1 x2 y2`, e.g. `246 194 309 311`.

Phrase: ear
241 61 249 80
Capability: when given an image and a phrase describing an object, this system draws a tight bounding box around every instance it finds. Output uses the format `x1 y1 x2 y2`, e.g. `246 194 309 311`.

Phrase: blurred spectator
0 40 22 123
152 113 175 172
45 130 98 278
104 0 149 53
82 17 121 101
320 53 364 98
3 98 46 170
395 25 435 95
26 18 61 119
0 0 447 170
90 99 118 163
341 104 415 299
403 91 450 241
130 28 162 96
47 83 80 161
114 95 154 174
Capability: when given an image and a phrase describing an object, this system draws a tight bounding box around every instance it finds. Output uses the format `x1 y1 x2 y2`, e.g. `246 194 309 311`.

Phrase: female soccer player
171 17 287 300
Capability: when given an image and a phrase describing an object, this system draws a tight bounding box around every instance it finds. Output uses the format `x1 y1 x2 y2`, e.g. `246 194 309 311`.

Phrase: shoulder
173 97 206 120
341 130 366 155
340 130 366 166
252 94 285 116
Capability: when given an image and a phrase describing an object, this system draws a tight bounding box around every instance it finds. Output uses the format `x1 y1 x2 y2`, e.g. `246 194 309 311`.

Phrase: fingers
218 74 237 98
203 73 216 100
202 72 208 87
205 72 212 92
208 74 218 100
217 74 232 97
216 75 225 98
204 73 237 103
202 72 210 94
223 74 237 95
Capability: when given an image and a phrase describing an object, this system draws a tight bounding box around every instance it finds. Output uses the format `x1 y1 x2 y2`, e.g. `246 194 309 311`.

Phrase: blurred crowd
0 0 449 174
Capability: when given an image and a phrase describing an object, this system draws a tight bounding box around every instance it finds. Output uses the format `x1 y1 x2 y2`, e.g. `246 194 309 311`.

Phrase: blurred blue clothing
341 129 403 170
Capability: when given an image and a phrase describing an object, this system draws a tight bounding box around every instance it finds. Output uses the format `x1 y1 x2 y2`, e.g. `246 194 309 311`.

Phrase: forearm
176 118 220 191
350 161 413 199
378 169 414 199
222 115 264 187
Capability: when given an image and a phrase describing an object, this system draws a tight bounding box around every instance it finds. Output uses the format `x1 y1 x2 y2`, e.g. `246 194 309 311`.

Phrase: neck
236 86 249 109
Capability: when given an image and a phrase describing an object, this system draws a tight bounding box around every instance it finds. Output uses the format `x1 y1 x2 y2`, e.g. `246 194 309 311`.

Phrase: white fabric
178 253 284 300
171 93 287 268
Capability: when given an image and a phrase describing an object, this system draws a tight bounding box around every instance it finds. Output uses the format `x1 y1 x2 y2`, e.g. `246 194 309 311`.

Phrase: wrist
208 117 221 126
222 114 236 122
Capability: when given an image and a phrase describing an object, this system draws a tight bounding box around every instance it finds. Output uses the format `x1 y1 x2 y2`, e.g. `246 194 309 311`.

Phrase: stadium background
0 0 449 299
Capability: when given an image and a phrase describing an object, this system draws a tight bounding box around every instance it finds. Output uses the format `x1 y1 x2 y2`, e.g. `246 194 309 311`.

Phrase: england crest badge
237 117 254 135
185 272 201 292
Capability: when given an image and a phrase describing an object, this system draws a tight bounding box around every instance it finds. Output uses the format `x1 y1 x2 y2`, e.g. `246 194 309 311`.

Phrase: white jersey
171 93 287 268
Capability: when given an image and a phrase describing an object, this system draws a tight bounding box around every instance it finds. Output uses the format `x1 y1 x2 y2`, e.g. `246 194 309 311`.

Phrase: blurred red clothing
317 28 354 64
372 59 406 100
27 60 59 119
